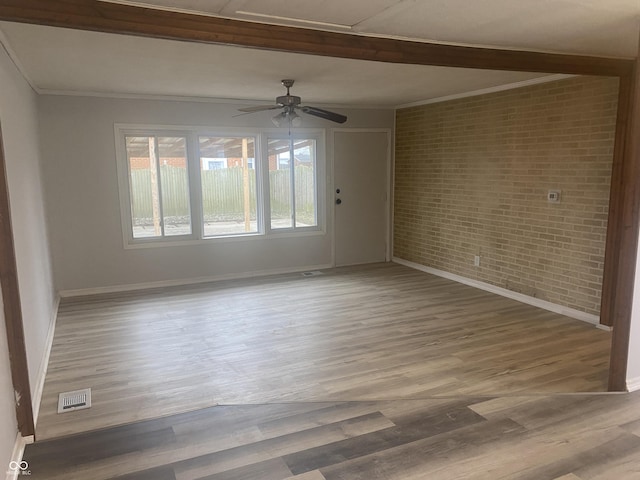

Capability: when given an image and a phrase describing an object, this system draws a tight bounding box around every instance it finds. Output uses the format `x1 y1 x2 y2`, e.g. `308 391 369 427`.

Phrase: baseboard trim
6 433 30 480
627 377 640 393
31 295 60 427
393 257 601 326
58 263 335 298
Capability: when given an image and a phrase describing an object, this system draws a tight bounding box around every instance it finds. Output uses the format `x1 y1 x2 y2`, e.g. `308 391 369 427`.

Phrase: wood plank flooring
36 263 611 441
24 392 640 479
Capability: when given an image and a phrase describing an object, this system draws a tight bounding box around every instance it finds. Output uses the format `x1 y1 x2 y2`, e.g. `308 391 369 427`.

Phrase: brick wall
394 76 619 316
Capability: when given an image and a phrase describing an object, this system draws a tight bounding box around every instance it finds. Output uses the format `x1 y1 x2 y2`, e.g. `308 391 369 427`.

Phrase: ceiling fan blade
300 106 347 124
238 105 282 113
232 111 267 118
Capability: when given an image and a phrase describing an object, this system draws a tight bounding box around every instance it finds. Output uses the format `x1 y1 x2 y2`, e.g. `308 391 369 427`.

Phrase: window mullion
189 134 203 240
152 136 166 237
289 137 296 229
312 140 318 225
257 133 267 234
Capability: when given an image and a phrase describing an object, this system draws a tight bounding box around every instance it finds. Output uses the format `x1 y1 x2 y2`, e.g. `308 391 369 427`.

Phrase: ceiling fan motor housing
276 95 301 107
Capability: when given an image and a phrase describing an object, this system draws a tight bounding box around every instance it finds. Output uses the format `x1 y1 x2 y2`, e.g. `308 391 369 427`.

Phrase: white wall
38 95 393 292
0 46 56 466
0 292 15 478
627 227 640 390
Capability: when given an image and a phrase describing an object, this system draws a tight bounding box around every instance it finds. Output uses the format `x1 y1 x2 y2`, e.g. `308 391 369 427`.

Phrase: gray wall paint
0 288 15 470
0 47 56 463
38 95 393 291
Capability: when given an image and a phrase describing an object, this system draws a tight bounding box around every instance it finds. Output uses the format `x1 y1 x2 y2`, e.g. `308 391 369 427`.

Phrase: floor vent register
301 271 324 277
57 388 92 413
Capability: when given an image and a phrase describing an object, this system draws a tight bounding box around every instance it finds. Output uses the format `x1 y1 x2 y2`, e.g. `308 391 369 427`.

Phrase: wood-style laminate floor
36 263 611 441
24 392 640 479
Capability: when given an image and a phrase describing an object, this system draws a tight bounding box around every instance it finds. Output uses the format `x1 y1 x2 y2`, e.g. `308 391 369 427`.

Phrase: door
334 130 389 266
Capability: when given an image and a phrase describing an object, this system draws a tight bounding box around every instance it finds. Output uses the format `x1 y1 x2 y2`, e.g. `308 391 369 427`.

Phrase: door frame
331 128 393 267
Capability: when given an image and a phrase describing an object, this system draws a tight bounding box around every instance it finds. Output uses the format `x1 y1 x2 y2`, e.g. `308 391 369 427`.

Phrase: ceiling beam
0 0 633 77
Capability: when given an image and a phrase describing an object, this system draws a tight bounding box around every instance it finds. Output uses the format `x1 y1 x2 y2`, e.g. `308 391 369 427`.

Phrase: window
204 159 227 170
116 126 324 246
268 138 318 230
198 136 258 237
125 135 191 239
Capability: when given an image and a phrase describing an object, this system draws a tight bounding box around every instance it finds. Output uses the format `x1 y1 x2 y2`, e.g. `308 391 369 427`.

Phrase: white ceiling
115 0 640 57
0 0 638 107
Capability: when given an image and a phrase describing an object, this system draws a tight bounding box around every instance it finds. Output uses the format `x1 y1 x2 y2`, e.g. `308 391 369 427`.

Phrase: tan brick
394 76 617 316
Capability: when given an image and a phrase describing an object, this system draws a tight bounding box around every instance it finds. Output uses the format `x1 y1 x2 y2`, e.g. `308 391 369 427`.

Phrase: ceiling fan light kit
239 79 347 127
272 109 302 127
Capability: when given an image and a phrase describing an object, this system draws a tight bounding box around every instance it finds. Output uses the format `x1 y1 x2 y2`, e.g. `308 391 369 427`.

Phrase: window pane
199 136 258 236
294 139 317 227
158 137 191 236
126 136 162 238
268 138 293 229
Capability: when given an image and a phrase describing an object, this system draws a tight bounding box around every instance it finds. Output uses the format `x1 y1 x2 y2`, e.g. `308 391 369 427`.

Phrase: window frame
263 132 324 235
196 132 263 239
115 124 326 248
116 127 198 245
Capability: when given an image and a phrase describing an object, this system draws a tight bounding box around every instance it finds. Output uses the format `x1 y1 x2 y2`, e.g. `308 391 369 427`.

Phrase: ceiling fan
238 79 347 126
